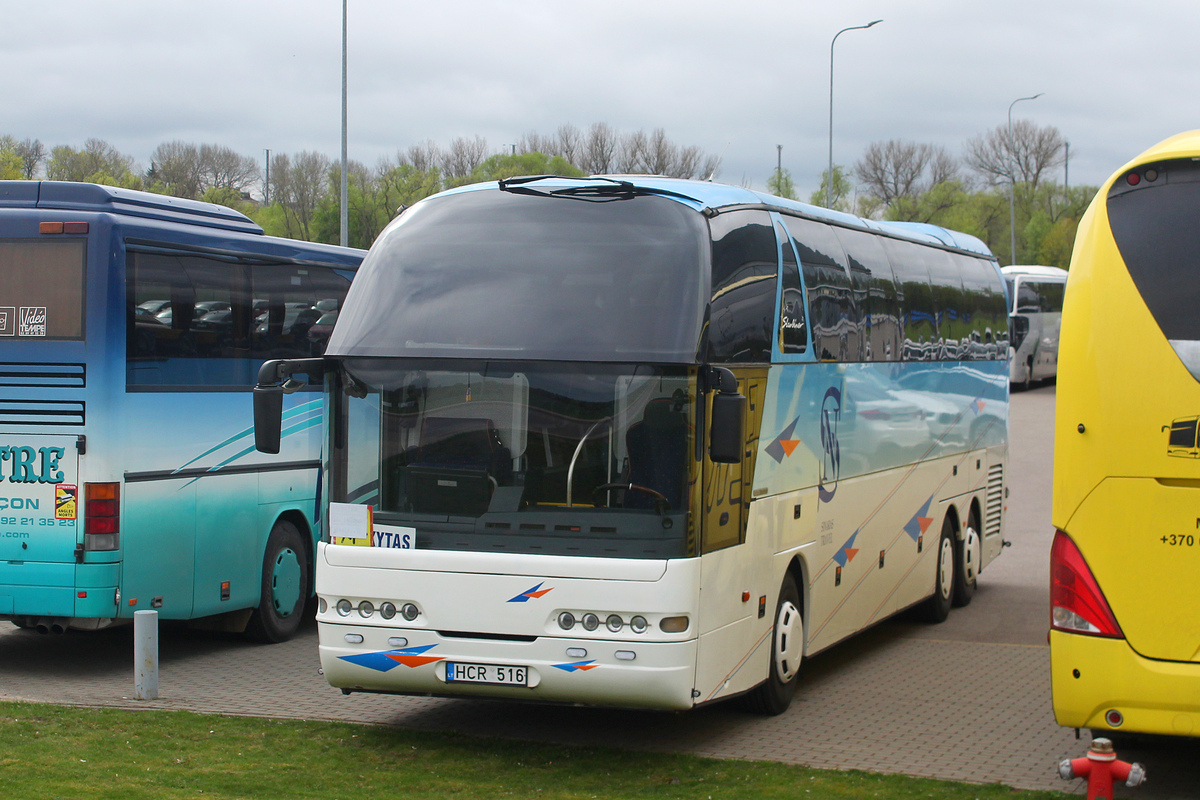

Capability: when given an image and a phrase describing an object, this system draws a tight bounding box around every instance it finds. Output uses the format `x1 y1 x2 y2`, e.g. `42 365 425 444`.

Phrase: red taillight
1050 530 1122 638
84 483 120 549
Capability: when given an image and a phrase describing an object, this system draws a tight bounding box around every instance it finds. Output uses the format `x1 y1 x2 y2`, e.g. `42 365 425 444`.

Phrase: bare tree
399 140 442 173
442 136 488 181
964 119 1066 194
615 129 648 174
149 141 203 198
198 144 259 194
270 151 330 241
580 122 617 174
555 123 581 166
15 138 44 179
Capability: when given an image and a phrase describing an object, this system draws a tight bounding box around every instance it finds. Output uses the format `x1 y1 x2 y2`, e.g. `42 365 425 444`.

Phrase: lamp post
828 19 882 209
340 0 349 247
1007 92 1042 265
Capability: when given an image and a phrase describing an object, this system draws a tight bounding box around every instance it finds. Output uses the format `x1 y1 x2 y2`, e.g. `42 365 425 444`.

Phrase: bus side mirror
253 358 322 454
708 367 745 464
253 385 284 454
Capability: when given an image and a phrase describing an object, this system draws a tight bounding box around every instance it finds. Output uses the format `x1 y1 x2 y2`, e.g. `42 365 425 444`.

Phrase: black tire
952 512 981 608
919 517 955 623
742 572 803 715
246 519 309 643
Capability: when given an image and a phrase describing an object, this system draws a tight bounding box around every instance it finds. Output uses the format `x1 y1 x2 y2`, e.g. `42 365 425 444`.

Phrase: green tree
766 168 798 200
45 139 142 187
810 165 853 211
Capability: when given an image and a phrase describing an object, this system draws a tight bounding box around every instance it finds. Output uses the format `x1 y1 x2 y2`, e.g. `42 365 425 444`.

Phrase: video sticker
55 484 78 520
0 307 13 336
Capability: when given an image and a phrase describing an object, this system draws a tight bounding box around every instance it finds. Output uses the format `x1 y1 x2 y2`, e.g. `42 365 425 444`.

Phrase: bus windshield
327 188 709 362
333 359 695 559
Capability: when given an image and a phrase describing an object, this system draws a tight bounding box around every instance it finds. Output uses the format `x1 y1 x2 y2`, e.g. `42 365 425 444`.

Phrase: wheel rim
773 600 803 683
271 546 303 617
938 536 954 600
963 526 981 584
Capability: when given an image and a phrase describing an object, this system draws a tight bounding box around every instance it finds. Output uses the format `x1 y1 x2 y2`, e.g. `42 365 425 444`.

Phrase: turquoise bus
0 181 363 641
256 176 1010 711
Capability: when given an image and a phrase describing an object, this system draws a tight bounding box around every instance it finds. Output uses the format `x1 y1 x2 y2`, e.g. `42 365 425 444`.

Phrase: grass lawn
0 701 1066 799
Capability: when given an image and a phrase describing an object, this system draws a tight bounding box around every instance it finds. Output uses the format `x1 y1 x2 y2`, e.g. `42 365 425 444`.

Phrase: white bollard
133 609 159 700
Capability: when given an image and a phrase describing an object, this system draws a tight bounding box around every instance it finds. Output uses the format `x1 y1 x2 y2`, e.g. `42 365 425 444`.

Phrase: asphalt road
2 383 1198 797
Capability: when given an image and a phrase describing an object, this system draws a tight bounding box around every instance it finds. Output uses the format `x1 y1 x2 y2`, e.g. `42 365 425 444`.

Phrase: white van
1002 265 1068 389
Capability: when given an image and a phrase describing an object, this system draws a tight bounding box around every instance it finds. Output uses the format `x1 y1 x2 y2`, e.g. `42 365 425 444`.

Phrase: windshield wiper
498 175 701 204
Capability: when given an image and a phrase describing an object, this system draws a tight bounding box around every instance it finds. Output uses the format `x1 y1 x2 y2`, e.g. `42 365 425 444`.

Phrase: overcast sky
5 1 1196 199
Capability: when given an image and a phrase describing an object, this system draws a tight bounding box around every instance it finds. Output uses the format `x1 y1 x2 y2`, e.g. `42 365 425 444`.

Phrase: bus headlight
582 613 600 631
401 603 419 621
336 599 352 617
358 600 374 618
606 614 624 632
630 616 648 634
380 602 397 620
558 612 576 630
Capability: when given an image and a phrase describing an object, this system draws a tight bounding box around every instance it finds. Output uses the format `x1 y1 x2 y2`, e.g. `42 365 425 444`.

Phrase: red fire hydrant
1058 737 1146 800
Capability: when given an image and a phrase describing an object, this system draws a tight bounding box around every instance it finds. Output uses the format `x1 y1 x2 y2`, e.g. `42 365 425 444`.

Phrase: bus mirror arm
705 366 746 465
252 358 325 455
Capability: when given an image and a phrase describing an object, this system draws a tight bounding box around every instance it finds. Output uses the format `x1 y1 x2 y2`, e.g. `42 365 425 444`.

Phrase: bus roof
441 175 997 259
0 180 264 235
1000 265 1068 279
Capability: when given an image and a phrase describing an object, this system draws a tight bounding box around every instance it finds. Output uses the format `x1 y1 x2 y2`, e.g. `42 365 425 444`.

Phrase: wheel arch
269 508 316 596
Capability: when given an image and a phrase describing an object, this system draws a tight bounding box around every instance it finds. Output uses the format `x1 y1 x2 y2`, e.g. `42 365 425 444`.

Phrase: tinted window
707 210 777 363
835 227 900 362
330 189 709 363
880 239 936 361
784 217 861 361
1037 281 1065 313
960 257 1006 359
777 222 807 355
0 240 85 340
1015 280 1042 313
1108 157 1200 345
127 246 352 388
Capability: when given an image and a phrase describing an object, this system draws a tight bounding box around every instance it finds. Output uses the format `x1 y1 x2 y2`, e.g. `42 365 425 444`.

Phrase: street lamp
1007 92 1042 265
828 19 882 209
340 0 349 248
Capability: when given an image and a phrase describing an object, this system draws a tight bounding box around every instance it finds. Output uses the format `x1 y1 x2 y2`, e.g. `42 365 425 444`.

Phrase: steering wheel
591 482 671 510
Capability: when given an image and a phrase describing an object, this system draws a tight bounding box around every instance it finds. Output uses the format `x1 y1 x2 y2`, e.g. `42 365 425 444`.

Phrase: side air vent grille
985 463 1004 538
0 400 85 426
0 362 86 388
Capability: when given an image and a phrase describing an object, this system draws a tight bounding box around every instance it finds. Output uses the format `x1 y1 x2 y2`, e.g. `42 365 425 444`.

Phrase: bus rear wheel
742 572 802 715
246 519 309 643
919 518 955 623
952 513 981 608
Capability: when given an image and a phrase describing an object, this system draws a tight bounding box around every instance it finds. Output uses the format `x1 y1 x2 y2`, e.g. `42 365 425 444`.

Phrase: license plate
444 661 528 686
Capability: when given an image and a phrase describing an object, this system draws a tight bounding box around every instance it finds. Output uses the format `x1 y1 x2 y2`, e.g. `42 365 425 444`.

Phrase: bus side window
706 210 778 364
776 222 807 355
880 239 936 362
834 227 900 362
784 217 860 362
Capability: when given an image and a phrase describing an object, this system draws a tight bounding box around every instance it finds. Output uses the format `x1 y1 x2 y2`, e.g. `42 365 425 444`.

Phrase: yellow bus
1052 130 1200 737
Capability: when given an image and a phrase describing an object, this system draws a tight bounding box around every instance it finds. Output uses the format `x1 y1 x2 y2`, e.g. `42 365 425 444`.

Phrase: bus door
0 435 80 616
695 369 767 701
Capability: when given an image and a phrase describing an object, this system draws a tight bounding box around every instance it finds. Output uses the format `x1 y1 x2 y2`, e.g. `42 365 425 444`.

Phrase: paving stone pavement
4 385 1200 798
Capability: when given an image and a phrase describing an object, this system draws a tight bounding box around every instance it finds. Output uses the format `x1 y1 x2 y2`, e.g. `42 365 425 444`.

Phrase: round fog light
582 613 600 631
401 603 419 621
606 614 623 632
558 612 576 630
630 615 648 634
358 600 375 618
336 599 352 617
380 602 397 620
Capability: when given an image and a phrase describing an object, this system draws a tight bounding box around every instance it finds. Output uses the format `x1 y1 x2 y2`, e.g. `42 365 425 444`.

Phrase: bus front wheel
742 572 802 715
246 519 309 643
